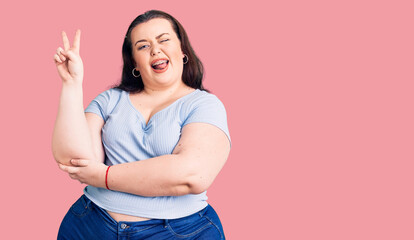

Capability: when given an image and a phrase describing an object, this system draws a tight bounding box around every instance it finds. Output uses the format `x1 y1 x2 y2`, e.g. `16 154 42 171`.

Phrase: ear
133 60 140 71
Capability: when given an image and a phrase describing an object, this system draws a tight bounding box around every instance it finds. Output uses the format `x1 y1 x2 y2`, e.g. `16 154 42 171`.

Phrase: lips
151 58 169 73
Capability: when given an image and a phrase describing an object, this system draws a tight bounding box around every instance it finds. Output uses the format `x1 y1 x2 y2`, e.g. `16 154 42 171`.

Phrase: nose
150 45 161 56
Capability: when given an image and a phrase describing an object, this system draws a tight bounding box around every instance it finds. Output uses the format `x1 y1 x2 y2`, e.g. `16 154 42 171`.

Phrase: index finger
71 158 89 167
72 29 81 53
62 31 70 51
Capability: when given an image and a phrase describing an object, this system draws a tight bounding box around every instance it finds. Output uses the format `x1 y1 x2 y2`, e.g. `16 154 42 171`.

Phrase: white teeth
152 60 168 66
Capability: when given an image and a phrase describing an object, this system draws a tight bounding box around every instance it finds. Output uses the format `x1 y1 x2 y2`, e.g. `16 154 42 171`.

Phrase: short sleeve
182 94 231 145
84 89 113 121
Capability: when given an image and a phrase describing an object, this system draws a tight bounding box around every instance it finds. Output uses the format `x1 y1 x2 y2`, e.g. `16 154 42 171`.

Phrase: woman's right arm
52 30 104 165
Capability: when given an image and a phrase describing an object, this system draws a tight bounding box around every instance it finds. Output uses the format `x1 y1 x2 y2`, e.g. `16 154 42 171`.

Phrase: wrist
104 166 111 190
62 80 83 89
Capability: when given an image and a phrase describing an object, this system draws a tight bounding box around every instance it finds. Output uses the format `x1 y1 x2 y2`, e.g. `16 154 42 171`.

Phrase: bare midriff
106 210 151 222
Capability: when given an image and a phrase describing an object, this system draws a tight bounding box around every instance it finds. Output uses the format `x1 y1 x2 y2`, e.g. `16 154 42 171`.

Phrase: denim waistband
85 194 209 229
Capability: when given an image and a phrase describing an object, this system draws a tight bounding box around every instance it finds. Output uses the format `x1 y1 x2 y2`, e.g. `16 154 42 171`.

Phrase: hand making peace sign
54 30 83 84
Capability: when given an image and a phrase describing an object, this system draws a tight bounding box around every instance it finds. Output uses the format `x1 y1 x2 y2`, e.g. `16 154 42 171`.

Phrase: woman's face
130 18 185 90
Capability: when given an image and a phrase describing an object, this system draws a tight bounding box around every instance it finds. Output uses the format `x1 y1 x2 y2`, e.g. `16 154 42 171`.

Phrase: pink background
1 0 413 239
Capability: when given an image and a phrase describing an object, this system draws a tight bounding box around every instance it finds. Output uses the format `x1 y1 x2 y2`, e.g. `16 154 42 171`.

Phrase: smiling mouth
151 59 169 72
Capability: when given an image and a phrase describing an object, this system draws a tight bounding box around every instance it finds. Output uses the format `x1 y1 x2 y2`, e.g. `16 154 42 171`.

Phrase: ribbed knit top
83 88 230 219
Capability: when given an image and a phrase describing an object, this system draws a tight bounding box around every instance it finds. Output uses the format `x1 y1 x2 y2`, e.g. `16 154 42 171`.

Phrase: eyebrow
134 33 170 46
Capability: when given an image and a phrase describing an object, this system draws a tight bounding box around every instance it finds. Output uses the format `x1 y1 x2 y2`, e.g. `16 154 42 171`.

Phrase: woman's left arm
59 122 230 196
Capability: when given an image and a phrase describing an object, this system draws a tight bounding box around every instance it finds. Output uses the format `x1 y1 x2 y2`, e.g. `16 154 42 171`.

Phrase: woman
52 10 230 239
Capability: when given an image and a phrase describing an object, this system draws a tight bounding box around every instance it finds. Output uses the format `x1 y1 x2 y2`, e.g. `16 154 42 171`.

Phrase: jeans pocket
70 195 91 217
167 215 213 238
200 205 225 239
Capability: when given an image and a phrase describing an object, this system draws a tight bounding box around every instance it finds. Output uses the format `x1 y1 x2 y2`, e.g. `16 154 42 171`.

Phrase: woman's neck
142 81 191 98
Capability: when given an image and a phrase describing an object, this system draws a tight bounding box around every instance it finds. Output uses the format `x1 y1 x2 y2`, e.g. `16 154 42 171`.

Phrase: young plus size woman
52 10 231 240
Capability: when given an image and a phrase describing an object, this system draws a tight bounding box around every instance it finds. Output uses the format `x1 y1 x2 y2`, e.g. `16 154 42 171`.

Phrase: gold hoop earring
183 54 189 64
132 68 141 78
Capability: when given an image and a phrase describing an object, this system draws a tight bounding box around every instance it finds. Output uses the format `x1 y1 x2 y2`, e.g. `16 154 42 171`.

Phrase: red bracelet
105 166 111 190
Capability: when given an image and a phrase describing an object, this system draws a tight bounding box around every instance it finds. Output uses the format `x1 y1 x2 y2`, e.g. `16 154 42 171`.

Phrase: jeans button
120 223 127 229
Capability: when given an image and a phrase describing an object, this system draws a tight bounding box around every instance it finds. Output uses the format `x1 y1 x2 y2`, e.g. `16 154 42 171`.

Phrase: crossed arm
55 112 230 197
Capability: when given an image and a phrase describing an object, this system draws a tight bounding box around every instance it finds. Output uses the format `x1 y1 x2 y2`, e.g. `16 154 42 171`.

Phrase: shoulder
181 89 231 145
86 88 127 119
91 88 125 104
184 90 226 110
181 89 229 128
98 87 124 98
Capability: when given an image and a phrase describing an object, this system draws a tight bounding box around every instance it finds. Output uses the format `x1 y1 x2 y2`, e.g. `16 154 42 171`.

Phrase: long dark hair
115 10 206 93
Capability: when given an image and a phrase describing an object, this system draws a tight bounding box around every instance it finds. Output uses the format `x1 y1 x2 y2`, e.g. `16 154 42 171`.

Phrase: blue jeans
57 195 225 239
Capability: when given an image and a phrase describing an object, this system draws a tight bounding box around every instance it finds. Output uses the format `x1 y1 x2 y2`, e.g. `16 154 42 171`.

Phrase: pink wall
1 0 413 239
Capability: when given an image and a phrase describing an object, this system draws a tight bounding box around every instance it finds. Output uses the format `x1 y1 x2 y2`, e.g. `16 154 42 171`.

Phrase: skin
131 18 186 94
52 19 230 222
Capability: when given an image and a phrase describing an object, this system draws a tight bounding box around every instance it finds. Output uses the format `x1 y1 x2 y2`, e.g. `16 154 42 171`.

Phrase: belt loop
164 219 168 229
